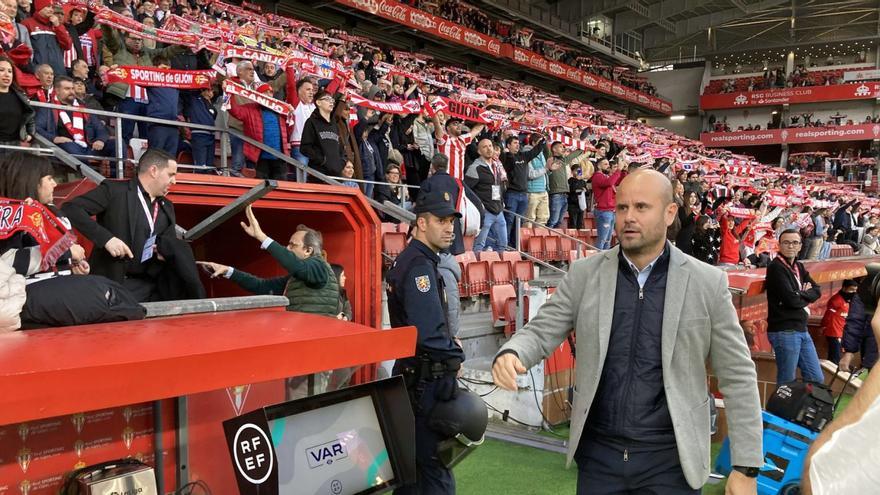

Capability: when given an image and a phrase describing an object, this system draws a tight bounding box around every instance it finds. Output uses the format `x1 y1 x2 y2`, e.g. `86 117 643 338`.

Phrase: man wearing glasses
765 229 824 385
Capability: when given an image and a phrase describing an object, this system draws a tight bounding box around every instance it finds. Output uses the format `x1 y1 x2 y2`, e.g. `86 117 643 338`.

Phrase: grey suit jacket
497 244 763 489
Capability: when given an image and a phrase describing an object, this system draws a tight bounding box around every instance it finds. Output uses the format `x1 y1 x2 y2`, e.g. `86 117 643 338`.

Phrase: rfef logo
233 423 274 484
306 439 349 469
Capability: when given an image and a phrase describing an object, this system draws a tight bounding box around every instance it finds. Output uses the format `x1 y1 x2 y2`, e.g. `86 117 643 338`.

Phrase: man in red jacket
591 158 624 249
21 0 70 75
821 279 858 364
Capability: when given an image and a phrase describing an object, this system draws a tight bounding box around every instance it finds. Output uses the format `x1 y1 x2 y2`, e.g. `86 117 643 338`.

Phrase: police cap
413 189 462 218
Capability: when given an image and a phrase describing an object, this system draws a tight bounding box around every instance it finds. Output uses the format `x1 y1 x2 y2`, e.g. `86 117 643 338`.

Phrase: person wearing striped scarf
35 75 115 167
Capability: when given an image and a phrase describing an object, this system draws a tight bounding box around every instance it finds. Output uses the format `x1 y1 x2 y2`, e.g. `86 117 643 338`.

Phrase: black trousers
575 436 699 495
256 158 287 180
392 362 455 495
826 336 842 364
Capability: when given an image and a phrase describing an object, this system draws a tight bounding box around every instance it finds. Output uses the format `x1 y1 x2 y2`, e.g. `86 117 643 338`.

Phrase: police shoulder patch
415 275 431 292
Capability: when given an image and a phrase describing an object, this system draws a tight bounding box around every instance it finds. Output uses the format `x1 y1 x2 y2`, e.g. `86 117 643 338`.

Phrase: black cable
176 480 212 495
456 380 544 428
529 368 569 435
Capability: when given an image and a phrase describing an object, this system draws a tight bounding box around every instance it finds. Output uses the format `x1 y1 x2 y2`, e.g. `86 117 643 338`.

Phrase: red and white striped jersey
125 84 149 103
438 134 472 181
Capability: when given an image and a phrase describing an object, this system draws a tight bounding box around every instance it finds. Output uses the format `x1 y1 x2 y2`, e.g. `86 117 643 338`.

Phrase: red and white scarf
53 96 87 147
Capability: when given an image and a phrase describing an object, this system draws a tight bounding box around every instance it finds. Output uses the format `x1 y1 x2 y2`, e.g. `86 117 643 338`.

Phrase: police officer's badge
415 275 431 292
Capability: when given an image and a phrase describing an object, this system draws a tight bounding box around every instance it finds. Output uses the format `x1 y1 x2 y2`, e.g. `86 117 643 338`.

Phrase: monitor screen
267 394 396 495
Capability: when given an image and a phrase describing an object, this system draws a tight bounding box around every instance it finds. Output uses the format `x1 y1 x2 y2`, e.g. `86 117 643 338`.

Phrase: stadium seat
478 251 501 263
515 260 535 283
503 295 530 336
501 251 522 263
465 260 490 295
382 232 407 259
463 235 475 252
490 260 514 286
526 235 544 260
381 223 398 235
490 283 516 325
544 234 562 261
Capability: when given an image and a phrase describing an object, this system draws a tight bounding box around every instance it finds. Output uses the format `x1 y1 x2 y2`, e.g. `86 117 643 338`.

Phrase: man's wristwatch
732 465 760 478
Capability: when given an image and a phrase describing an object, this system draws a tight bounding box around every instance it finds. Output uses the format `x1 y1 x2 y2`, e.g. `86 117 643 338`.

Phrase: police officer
387 189 465 495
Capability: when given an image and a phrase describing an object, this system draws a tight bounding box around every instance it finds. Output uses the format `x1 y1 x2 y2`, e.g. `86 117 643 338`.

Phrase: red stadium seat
478 251 501 263
465 260 490 295
382 232 407 259
515 260 535 282
490 261 513 286
526 236 544 260
503 295 529 336
490 283 515 325
381 223 398 235
544 234 562 261
501 251 522 263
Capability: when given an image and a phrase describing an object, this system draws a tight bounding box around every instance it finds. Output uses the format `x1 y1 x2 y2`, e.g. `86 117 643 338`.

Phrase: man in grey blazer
493 170 763 494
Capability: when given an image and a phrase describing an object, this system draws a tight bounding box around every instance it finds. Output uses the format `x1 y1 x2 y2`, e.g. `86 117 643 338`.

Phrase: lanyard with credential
138 190 160 235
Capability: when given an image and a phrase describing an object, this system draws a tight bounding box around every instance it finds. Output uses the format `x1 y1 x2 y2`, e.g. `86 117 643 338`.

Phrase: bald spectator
466 138 507 252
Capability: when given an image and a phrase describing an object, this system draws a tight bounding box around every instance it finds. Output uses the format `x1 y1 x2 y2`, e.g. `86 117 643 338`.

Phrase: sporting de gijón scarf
0 199 76 271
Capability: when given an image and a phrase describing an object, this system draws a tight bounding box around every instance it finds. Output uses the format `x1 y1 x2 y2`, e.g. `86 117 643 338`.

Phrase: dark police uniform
387 190 466 495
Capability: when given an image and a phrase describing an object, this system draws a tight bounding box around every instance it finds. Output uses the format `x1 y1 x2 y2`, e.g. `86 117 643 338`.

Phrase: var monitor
224 377 416 495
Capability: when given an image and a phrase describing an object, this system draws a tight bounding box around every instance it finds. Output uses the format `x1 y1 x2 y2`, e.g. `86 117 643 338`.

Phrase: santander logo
438 22 463 40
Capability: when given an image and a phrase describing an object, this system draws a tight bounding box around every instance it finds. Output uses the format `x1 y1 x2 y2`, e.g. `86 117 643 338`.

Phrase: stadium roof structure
467 0 880 64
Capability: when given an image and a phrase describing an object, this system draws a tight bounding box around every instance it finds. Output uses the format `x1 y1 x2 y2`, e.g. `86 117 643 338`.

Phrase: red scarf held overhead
0 199 77 271
103 66 215 89
223 80 294 122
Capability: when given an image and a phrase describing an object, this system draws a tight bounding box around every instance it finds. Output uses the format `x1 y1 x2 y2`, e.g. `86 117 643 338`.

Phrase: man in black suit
62 148 204 302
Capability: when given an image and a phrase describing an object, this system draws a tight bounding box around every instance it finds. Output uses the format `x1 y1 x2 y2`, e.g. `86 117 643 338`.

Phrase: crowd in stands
706 63 879 95
0 0 876 287
407 0 658 95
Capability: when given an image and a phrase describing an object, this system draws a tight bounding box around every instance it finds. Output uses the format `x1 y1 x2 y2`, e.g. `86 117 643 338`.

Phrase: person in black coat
300 89 347 183
61 148 204 302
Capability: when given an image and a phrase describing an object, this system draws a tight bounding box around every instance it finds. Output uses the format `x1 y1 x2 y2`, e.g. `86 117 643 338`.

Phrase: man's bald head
615 169 678 262
619 169 675 206
477 139 494 159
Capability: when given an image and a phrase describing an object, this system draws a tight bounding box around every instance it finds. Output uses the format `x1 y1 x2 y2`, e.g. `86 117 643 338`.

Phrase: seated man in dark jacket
35 75 115 163
198 206 339 317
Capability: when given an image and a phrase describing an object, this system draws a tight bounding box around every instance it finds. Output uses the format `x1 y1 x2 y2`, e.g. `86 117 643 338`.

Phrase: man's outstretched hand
240 205 267 242
492 353 526 391
197 261 231 278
